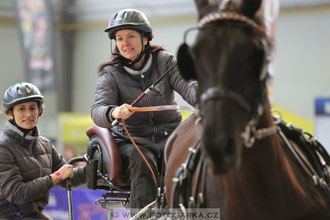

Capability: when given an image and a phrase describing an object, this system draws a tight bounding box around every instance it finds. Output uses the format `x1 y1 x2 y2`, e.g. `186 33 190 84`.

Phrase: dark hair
97 44 166 74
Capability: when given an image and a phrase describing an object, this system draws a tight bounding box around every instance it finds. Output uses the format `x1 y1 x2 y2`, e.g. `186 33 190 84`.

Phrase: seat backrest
86 124 123 184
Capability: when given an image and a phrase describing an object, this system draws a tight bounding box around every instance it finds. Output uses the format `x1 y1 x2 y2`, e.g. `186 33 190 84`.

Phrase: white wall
0 25 24 127
272 11 330 120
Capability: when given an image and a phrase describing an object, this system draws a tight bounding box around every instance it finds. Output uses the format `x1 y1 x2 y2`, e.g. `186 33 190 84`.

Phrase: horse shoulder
165 114 201 164
164 114 201 204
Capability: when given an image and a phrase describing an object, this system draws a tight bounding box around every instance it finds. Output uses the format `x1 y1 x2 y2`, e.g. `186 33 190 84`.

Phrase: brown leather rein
121 105 197 186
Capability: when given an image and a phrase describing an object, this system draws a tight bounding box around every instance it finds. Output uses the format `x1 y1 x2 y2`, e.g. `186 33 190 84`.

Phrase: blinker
177 43 196 80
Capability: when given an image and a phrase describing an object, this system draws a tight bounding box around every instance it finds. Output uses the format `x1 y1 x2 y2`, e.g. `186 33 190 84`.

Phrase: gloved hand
84 159 98 189
84 163 91 182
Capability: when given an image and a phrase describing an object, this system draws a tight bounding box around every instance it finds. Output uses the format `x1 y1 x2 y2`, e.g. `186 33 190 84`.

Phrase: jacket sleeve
51 145 87 187
91 67 119 128
0 146 53 205
167 55 198 106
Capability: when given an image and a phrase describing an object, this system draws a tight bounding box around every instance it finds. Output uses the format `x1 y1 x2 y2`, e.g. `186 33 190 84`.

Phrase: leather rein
121 105 197 186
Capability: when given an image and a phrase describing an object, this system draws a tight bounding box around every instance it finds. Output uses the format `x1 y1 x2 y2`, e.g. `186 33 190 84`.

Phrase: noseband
195 11 270 147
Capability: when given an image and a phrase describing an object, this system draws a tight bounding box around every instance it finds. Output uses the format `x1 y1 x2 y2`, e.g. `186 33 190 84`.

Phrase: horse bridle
195 11 272 148
171 10 272 213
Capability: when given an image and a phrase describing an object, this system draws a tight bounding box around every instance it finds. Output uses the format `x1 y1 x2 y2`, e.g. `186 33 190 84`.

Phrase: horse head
178 0 270 174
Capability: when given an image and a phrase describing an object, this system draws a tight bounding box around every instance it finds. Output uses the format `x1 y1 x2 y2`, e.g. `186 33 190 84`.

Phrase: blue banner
315 97 330 116
44 187 108 220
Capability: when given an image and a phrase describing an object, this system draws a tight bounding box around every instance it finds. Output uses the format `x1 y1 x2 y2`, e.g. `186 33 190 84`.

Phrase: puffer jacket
0 122 86 219
91 50 198 152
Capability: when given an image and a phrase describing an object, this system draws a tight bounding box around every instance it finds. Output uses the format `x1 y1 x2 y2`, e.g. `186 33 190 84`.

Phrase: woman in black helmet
91 9 198 210
0 82 88 219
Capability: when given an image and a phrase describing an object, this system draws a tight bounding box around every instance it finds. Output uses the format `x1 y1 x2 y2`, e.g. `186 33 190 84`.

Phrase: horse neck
247 100 322 197
218 99 326 219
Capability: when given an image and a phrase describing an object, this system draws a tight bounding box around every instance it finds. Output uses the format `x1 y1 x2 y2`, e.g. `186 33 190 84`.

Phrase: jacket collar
123 53 153 77
4 121 39 143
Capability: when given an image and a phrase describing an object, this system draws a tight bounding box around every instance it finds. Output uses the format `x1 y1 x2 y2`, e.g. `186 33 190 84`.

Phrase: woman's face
8 101 39 129
115 29 148 61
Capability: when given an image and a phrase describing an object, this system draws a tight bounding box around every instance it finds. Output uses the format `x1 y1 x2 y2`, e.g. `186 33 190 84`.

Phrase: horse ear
177 43 197 80
240 0 262 17
194 0 210 19
195 0 219 19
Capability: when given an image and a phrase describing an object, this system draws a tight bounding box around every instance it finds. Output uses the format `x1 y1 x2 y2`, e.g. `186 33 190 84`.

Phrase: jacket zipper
30 138 42 177
140 73 161 156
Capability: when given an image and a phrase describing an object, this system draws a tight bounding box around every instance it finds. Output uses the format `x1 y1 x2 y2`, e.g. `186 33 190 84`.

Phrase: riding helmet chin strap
9 106 41 137
9 119 37 137
121 33 149 67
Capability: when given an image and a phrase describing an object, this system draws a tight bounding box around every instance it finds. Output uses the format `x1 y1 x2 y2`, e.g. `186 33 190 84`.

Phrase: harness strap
277 121 330 181
171 140 201 208
191 153 206 208
277 119 330 204
277 128 316 177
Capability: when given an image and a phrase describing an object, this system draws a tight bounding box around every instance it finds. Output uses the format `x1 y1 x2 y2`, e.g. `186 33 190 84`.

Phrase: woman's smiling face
115 29 148 61
8 101 39 129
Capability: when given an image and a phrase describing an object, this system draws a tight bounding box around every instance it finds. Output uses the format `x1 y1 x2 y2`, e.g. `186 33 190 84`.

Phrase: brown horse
164 0 330 219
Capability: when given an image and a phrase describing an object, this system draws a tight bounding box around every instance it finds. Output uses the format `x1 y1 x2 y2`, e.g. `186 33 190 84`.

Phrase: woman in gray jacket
91 9 198 210
0 82 87 219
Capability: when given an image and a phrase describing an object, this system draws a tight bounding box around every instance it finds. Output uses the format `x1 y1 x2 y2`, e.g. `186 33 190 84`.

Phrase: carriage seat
86 124 129 191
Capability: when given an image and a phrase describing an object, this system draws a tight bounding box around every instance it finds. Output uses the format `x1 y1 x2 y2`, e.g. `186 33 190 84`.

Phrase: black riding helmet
105 8 153 40
3 82 44 113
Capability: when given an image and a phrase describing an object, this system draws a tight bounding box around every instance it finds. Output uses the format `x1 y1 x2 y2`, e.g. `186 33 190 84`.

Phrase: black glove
85 159 98 189
84 163 91 183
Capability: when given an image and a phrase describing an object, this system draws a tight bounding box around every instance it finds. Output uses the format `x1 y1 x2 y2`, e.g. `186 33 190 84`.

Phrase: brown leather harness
170 115 330 210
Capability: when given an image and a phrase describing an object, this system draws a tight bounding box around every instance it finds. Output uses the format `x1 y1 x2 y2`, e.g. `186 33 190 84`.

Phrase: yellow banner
59 112 93 144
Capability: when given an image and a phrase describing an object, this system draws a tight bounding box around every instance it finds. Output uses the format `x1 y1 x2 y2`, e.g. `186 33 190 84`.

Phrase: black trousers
119 143 159 209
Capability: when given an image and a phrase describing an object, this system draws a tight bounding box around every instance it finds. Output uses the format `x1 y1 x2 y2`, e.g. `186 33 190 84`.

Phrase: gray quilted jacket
91 50 198 152
0 122 86 219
